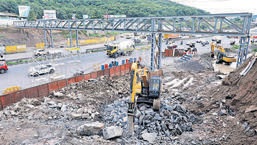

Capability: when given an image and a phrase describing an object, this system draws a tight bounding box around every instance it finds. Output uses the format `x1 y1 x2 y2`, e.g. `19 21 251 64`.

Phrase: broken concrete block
71 113 82 119
76 121 104 136
142 132 157 144
53 92 64 97
103 126 123 139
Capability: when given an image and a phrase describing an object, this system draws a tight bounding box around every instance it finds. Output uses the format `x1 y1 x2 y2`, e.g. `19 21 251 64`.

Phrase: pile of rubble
103 97 202 144
133 103 202 143
0 76 130 144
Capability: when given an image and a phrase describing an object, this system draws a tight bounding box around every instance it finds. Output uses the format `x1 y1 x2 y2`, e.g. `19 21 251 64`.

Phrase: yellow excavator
210 40 236 65
127 61 162 135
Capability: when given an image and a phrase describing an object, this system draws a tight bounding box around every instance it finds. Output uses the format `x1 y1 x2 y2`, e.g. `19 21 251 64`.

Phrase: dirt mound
0 28 68 47
204 55 257 143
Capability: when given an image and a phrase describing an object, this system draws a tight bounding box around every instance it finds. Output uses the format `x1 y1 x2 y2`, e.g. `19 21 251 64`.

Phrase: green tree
0 0 208 20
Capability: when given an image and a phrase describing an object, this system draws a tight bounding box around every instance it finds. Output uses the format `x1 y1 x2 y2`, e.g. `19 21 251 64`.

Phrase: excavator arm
128 63 142 135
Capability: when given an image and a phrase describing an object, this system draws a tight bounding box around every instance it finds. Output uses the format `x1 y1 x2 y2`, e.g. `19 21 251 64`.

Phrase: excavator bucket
127 113 134 136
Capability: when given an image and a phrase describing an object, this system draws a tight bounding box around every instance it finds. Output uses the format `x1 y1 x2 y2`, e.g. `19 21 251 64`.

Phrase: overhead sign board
43 10 57 19
83 15 89 19
72 14 76 20
103 15 126 19
18 6 30 18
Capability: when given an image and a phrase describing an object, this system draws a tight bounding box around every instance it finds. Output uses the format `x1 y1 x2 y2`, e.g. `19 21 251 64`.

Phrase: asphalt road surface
0 36 234 94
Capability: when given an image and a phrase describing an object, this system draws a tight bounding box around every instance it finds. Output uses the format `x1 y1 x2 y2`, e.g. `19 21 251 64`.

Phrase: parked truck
105 40 135 58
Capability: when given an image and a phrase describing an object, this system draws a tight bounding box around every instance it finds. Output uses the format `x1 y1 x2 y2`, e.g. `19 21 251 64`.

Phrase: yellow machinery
210 40 236 65
127 62 161 134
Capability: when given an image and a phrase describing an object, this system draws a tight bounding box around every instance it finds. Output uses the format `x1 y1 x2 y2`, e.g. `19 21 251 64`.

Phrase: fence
0 63 132 110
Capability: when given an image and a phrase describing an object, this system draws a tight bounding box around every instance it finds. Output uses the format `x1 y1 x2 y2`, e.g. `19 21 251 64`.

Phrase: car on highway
196 40 202 43
29 64 55 77
34 49 47 57
0 61 8 74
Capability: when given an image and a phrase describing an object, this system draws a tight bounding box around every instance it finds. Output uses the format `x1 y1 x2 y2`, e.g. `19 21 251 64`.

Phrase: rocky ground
0 53 256 144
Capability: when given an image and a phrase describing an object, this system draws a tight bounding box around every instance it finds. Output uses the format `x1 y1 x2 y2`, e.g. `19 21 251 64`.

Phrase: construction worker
192 47 197 55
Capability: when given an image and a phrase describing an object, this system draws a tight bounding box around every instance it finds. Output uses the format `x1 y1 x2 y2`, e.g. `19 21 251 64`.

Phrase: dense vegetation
0 0 207 20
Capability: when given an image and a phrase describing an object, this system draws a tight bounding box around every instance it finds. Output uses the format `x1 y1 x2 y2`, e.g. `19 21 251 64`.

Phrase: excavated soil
202 56 257 144
0 28 89 47
0 53 256 144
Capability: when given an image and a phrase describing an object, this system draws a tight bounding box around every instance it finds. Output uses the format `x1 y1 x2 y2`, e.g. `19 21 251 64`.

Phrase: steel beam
76 30 79 47
151 19 156 71
44 29 47 48
49 29 54 48
157 33 162 69
13 13 252 36
69 30 72 48
157 20 163 69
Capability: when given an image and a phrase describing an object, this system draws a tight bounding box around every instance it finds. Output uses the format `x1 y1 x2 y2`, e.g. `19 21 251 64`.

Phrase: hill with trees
0 0 207 20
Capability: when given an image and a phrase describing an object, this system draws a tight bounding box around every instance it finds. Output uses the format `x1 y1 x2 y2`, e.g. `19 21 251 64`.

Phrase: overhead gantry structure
13 13 252 69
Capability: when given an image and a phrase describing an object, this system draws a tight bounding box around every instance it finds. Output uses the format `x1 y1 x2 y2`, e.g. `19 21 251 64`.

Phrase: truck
106 40 135 58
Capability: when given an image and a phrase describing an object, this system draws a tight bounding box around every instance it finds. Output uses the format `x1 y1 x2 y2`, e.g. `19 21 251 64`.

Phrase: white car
29 64 55 77
34 49 47 56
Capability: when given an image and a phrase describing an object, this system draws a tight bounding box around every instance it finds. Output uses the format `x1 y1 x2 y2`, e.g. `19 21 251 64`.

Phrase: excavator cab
148 76 161 98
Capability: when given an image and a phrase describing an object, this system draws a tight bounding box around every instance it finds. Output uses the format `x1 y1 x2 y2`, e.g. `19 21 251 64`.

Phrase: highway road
4 43 106 61
0 36 236 94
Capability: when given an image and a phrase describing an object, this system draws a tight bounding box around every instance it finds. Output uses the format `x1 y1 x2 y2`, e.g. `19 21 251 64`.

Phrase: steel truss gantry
13 13 252 69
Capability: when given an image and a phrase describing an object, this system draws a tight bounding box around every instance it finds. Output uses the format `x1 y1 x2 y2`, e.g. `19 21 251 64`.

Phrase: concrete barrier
35 43 45 49
5 45 27 54
67 36 115 46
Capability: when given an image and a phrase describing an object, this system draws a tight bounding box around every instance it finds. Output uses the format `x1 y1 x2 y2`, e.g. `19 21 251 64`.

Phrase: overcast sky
170 0 257 14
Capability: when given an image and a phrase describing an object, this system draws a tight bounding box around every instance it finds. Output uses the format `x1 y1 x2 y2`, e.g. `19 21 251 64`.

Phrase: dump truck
106 40 135 58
